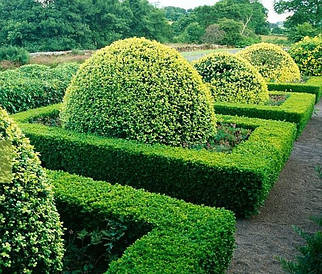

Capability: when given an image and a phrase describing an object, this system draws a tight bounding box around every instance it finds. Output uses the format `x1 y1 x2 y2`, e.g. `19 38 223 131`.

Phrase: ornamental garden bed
49 169 235 273
267 76 322 104
12 104 297 218
214 91 315 138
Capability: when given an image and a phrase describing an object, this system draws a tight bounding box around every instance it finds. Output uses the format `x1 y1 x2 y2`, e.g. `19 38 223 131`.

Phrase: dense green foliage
13 104 296 217
214 91 315 137
194 52 269 104
274 0 321 43
267 76 322 103
173 0 268 45
61 38 216 147
238 43 301 82
48 170 236 273
287 22 320 42
0 107 64 272
0 46 29 65
0 0 171 51
274 0 321 29
289 36 322 76
0 63 79 113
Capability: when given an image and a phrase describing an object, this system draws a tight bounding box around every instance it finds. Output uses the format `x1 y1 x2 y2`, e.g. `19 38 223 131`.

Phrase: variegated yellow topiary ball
237 43 301 82
61 37 216 147
194 52 269 104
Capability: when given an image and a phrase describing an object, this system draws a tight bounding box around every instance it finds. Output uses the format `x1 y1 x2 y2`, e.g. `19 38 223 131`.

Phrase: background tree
274 0 321 28
202 24 226 44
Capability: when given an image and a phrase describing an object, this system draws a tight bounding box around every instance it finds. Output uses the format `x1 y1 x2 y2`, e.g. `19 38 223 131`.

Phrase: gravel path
227 100 322 273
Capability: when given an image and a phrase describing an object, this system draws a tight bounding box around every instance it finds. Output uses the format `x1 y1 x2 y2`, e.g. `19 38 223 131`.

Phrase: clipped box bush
0 107 64 272
0 63 79 113
237 43 301 82
289 36 322 76
49 170 236 273
268 76 322 103
12 104 297 217
194 52 269 104
61 37 216 147
214 91 315 137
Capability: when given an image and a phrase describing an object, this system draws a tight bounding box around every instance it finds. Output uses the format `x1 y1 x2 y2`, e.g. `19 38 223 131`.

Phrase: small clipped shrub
0 107 64 272
0 46 30 65
237 43 301 82
61 37 216 147
194 52 269 104
289 36 322 76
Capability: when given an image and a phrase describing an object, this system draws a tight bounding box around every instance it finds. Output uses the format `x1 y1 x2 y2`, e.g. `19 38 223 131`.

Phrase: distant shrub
194 52 269 104
0 107 64 272
0 46 30 65
289 36 322 76
238 43 301 82
0 63 80 113
61 37 216 147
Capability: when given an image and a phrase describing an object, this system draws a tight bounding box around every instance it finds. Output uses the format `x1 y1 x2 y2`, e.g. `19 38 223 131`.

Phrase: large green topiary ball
194 52 269 104
237 43 301 82
60 38 216 146
0 107 64 272
289 35 322 76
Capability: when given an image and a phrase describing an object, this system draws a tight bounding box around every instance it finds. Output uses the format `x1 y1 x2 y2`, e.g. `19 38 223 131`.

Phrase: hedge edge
49 169 236 273
267 77 322 104
12 104 297 217
214 91 315 138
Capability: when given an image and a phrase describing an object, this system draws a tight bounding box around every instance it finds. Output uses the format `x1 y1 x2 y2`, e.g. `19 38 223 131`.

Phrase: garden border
214 91 315 138
267 76 322 104
12 104 297 217
50 169 237 273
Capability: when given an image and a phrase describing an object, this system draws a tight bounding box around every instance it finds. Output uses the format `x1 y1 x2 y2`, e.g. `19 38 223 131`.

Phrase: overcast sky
148 0 291 23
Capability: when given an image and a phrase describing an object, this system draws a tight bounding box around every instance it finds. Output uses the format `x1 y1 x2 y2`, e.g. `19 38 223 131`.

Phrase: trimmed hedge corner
267 76 322 104
214 91 315 137
48 169 236 273
12 104 297 217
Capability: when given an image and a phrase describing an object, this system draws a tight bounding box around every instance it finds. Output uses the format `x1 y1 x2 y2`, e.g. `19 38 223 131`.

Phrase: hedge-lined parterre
267 76 322 103
214 91 315 137
0 107 64 272
60 37 216 147
194 52 269 104
237 43 301 82
0 63 79 113
12 104 297 217
49 169 236 273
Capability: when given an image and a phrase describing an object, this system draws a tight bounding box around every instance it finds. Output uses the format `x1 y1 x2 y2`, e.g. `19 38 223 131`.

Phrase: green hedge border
12 104 297 217
214 91 315 138
267 76 322 104
48 169 236 273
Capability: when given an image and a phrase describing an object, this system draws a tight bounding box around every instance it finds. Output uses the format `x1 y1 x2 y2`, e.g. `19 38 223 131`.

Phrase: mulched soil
227 99 322 273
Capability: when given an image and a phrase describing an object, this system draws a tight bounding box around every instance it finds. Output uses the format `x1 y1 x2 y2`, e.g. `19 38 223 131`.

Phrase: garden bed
214 91 315 138
13 104 297 217
267 76 322 104
48 169 236 273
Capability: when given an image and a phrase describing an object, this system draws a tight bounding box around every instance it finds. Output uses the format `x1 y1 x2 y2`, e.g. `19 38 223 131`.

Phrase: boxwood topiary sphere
60 38 216 146
194 52 269 104
237 43 301 82
0 107 64 272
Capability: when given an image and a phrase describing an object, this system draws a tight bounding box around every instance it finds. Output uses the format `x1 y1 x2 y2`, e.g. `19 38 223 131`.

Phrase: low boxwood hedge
214 91 315 138
48 169 236 273
12 104 297 217
267 76 322 104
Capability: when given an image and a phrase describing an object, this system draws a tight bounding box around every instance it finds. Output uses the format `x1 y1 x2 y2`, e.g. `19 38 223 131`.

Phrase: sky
148 0 291 23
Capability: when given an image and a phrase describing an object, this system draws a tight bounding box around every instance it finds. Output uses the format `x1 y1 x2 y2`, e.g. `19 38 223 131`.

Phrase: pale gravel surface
227 99 322 274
